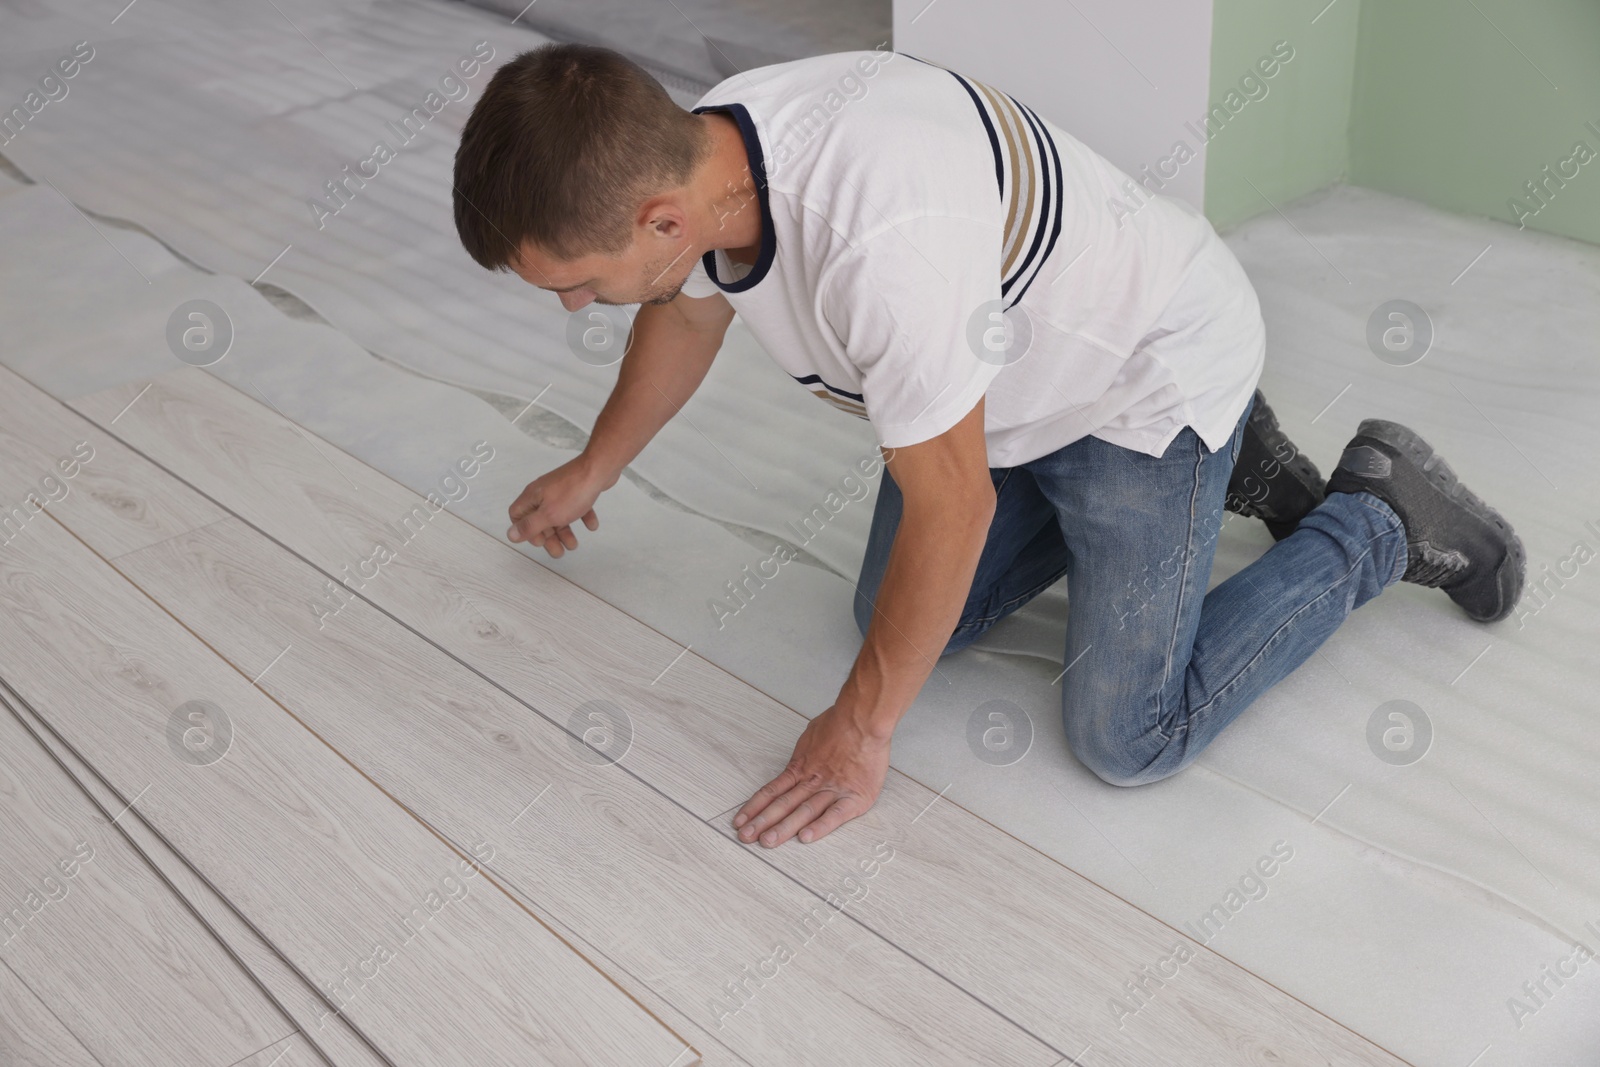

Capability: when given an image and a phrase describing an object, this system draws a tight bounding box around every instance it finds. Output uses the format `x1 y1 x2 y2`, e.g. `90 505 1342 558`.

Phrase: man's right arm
507 290 734 555
578 290 735 489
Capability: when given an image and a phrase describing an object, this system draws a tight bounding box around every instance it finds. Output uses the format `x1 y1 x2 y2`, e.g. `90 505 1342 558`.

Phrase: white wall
894 0 1214 211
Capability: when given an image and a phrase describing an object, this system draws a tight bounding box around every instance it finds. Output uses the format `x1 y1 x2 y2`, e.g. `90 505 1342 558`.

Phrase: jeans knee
1075 746 1150 788
1064 712 1163 787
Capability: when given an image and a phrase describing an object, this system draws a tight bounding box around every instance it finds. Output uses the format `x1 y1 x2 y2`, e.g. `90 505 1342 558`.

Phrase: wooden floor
0 363 1416 1066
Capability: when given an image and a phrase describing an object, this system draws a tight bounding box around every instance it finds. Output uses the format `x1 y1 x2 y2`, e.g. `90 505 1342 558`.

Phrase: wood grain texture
0 364 225 559
475 881 750 1067
0 960 98 1067
5 692 384 1067
0 702 294 1066
16 666 749 1067
231 1033 328 1067
69 370 798 819
59 370 1414 1064
113 517 1059 1067
707 784 1414 1067
0 513 695 1065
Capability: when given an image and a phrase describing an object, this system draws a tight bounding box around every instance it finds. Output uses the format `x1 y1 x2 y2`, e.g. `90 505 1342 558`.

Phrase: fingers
507 503 539 543
509 514 557 547
528 525 579 558
508 482 543 522
763 789 857 846
508 515 594 557
738 778 832 847
508 481 549 544
506 473 601 551
733 768 800 838
793 795 861 844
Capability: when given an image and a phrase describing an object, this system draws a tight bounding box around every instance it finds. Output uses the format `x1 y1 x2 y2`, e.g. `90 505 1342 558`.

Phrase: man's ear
639 195 690 242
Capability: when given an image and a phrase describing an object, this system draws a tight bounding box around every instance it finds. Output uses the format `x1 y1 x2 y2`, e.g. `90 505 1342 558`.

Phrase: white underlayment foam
3 4 1599 1063
0 0 891 583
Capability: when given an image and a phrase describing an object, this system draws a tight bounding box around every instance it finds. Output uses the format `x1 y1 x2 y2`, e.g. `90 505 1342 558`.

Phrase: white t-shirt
678 50 1265 466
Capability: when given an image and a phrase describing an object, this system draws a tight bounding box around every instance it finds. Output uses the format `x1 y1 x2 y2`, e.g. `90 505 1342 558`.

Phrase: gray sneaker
1325 419 1526 623
1225 390 1326 541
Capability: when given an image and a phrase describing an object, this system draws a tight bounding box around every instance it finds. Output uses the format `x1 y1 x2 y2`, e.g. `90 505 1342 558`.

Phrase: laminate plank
68 370 794 819
0 703 294 1066
707 788 1412 1067
0 364 225 559
23 676 738 1067
61 371 1411 1063
113 517 1060 1067
0 512 696 1065
16 678 747 1067
230 1033 325 1067
470 883 751 1067
4 693 384 1067
0 960 99 1067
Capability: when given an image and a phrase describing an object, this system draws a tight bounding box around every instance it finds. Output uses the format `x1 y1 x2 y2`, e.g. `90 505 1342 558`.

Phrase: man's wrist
835 680 905 742
577 447 621 492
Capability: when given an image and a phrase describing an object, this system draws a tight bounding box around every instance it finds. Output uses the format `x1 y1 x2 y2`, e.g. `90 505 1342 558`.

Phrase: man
452 44 1525 849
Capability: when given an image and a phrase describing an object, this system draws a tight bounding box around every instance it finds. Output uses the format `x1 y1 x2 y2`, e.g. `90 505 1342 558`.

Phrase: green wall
1348 0 1600 247
1205 0 1600 247
1203 0 1361 232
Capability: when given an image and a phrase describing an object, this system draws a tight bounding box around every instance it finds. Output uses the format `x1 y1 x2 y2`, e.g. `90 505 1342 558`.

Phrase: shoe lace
1404 542 1469 588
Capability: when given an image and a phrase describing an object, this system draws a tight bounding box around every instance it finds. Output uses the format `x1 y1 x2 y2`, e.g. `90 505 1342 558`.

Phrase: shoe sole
1356 418 1527 622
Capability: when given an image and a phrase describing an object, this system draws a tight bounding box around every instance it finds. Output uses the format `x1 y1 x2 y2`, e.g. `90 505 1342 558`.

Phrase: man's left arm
732 394 996 847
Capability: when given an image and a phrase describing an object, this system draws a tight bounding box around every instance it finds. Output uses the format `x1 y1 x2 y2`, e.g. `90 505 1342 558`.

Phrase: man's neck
701 111 762 267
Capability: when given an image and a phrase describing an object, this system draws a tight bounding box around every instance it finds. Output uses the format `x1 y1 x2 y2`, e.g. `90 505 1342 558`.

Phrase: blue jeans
852 398 1409 786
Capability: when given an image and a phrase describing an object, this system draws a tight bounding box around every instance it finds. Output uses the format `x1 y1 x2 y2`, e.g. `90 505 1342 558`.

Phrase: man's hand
732 704 892 847
507 454 610 557
504 295 732 559
731 395 995 849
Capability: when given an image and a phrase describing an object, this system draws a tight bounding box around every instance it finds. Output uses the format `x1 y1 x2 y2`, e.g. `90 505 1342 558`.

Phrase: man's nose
560 289 595 312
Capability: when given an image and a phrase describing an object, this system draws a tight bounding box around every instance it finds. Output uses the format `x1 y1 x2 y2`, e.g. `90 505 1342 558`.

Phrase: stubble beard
633 246 696 305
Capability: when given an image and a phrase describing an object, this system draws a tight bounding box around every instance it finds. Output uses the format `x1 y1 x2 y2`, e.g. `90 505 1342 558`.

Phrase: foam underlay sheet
0 0 890 585
4 5 1600 1065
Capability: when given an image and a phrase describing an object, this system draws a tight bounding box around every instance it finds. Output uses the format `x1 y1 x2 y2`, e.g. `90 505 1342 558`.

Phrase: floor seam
0 683 360 1067
0 955 112 1067
59 387 1078 1064
67 388 1429 1063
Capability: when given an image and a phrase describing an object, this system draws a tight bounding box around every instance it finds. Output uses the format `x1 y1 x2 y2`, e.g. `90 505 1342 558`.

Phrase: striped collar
691 102 776 293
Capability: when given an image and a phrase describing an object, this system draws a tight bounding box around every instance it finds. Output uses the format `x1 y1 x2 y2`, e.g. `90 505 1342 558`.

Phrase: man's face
512 219 697 311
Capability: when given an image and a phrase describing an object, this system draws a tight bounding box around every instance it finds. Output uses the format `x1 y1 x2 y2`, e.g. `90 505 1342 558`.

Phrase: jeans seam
1153 437 1208 743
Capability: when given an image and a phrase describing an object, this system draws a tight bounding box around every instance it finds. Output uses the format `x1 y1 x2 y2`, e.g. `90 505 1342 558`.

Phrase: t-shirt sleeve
677 253 722 299
821 215 1007 450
